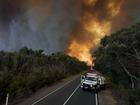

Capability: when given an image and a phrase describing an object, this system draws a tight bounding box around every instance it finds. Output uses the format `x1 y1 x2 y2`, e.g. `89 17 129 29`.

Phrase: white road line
95 93 98 105
31 78 78 105
63 84 80 105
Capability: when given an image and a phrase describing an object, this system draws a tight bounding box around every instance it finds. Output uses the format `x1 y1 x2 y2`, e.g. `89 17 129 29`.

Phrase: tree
94 22 140 105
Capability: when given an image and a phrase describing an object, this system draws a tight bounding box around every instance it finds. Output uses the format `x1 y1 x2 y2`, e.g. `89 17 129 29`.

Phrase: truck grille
83 83 90 88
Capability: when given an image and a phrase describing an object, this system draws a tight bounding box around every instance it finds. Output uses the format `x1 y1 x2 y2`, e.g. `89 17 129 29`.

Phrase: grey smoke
0 0 140 53
111 0 140 31
0 0 80 53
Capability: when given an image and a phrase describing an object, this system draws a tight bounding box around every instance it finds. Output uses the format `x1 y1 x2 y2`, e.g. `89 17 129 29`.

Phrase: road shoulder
98 89 117 105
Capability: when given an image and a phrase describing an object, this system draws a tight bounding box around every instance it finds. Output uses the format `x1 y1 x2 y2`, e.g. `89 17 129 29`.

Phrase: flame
84 21 111 38
68 40 93 65
68 0 122 65
68 21 111 65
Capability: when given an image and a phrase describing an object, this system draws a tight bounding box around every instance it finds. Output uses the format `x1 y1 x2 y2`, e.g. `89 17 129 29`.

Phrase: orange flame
68 21 111 65
68 41 93 65
68 0 122 65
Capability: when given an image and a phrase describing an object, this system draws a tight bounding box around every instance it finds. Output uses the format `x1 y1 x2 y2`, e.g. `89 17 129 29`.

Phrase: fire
84 21 111 39
68 21 111 65
68 0 122 65
68 40 93 65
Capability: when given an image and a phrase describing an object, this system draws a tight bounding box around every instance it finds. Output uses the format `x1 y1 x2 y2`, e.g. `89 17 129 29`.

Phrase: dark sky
0 0 140 53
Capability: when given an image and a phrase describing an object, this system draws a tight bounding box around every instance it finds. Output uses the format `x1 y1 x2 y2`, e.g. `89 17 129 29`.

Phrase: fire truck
80 72 106 90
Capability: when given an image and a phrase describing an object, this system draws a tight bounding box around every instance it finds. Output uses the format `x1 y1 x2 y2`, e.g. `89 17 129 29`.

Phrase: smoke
0 0 140 62
112 0 140 31
0 0 80 53
68 0 140 64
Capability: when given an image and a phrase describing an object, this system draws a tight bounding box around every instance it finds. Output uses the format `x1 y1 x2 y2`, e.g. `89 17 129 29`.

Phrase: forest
94 23 140 105
0 47 87 104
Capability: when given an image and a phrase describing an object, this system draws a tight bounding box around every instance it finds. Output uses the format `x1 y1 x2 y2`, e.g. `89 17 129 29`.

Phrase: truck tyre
82 88 85 91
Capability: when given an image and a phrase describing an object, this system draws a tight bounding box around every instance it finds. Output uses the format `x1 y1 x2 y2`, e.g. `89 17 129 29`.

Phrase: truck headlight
90 84 93 87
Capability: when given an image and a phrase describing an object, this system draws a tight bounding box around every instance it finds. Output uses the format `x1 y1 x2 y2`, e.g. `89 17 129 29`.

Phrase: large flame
68 40 93 65
68 0 122 65
0 0 139 65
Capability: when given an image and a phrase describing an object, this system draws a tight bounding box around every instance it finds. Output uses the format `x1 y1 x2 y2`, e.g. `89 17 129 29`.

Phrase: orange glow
68 41 93 65
68 21 111 65
68 0 122 65
84 21 111 37
84 0 97 6
108 1 121 17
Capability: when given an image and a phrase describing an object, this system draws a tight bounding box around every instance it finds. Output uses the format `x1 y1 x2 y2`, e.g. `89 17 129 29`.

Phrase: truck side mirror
81 75 85 80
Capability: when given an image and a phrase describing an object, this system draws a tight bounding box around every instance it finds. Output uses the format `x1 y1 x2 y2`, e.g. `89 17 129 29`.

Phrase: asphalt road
31 77 97 105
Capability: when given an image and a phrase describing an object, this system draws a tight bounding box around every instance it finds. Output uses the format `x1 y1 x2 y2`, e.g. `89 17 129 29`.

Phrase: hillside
94 23 140 105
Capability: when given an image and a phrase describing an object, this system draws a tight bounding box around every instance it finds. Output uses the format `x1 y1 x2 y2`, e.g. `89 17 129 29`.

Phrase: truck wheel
102 86 106 90
97 84 100 88
82 88 85 91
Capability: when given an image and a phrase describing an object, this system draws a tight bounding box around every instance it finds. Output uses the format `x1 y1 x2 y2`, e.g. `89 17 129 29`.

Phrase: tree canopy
94 23 140 105
0 48 87 104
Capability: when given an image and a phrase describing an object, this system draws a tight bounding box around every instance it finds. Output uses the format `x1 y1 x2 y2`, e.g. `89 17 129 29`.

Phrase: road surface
31 77 98 105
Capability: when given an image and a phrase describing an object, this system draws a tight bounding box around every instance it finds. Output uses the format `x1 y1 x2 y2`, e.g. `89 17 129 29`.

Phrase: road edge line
63 84 80 105
31 77 78 105
95 93 99 105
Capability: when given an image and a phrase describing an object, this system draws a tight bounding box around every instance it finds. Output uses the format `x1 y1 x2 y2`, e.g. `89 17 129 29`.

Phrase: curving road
31 77 98 105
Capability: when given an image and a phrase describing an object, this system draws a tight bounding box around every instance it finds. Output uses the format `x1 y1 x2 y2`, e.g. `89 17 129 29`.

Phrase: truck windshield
86 77 96 81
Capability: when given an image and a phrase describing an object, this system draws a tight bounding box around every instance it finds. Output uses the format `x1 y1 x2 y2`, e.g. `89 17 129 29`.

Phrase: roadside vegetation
94 23 140 105
0 47 87 104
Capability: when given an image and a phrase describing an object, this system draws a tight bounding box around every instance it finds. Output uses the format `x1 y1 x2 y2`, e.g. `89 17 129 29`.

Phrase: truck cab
80 73 105 90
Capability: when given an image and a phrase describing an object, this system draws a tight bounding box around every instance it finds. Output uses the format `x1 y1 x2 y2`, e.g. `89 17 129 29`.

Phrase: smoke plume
0 0 140 64
68 0 140 64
